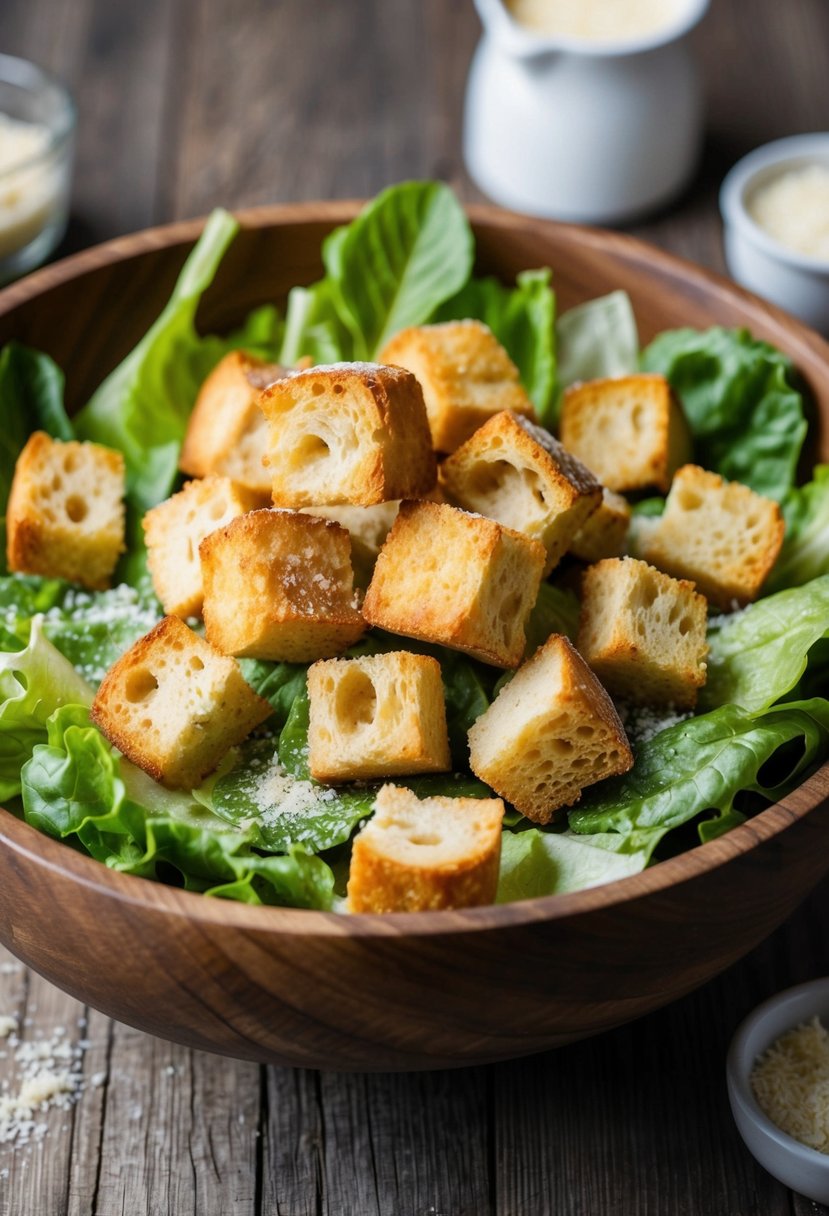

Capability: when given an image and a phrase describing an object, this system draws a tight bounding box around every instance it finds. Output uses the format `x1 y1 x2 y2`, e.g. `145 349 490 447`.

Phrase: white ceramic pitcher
464 0 709 224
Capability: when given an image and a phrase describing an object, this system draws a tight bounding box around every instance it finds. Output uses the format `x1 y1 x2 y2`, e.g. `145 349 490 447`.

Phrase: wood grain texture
0 209 828 1076
2 0 829 1211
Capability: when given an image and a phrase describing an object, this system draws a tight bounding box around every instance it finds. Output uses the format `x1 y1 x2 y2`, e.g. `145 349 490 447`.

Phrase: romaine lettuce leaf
0 343 74 572
568 699 829 850
556 290 639 389
640 326 808 500
766 466 829 593
323 182 475 358
21 706 334 908
525 582 580 650
702 577 829 712
0 617 94 801
496 828 648 902
434 268 556 423
73 209 279 514
279 279 355 365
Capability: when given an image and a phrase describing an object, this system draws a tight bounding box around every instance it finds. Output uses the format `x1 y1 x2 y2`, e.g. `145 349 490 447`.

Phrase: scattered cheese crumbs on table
0 1022 84 1148
0 1018 17 1040
750 1015 829 1154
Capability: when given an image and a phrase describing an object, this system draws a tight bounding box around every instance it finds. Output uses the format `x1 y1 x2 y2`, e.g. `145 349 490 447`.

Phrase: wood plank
260 1067 322 1216
88 1021 260 1216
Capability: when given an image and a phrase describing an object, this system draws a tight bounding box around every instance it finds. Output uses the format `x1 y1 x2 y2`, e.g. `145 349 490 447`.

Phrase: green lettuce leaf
0 343 74 571
279 279 355 365
766 466 829 593
525 582 580 650
74 209 276 514
640 326 808 500
435 268 556 423
496 828 648 902
21 706 334 909
556 290 639 389
702 577 829 712
0 617 94 801
568 699 829 850
324 181 475 358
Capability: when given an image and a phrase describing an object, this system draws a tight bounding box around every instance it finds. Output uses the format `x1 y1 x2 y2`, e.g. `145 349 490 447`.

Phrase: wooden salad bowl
0 204 827 1072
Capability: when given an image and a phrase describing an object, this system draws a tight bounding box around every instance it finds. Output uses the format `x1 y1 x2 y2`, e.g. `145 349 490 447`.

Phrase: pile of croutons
6 318 785 913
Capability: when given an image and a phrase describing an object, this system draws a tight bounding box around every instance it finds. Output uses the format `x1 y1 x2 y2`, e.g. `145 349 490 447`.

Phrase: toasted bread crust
468 633 633 822
362 500 546 668
258 362 436 507
560 374 691 494
91 616 271 789
307 651 451 783
7 431 125 590
569 488 631 563
347 784 505 913
440 410 601 575
578 557 709 709
635 465 786 608
380 320 536 453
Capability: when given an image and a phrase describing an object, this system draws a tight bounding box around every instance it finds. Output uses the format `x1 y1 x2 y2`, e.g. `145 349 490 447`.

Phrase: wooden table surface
3 0 829 1212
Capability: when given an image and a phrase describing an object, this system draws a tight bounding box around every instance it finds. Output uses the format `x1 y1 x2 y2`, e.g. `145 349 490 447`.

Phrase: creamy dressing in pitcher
508 0 682 41
0 112 59 260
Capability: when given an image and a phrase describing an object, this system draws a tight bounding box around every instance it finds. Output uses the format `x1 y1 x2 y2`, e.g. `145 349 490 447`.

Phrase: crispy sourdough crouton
559 374 691 493
569 488 631 563
201 508 365 662
91 616 270 789
7 432 125 590
305 500 401 586
362 501 546 668
634 465 785 609
143 476 261 618
379 320 536 453
347 783 505 913
258 362 436 507
439 410 601 575
468 634 633 823
179 351 285 497
578 557 708 709
307 652 451 783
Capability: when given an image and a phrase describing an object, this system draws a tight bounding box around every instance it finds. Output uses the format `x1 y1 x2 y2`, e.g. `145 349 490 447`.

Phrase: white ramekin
720 134 829 334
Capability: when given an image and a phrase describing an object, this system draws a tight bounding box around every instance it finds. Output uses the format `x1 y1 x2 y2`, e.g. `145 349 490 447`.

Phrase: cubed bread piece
91 616 270 789
179 351 285 497
569 488 631 563
468 634 633 823
347 783 505 913
143 476 261 618
560 374 691 493
362 501 546 668
258 362 436 507
634 465 785 608
578 557 708 708
201 508 365 661
379 320 536 453
7 431 125 590
307 652 451 783
439 410 601 575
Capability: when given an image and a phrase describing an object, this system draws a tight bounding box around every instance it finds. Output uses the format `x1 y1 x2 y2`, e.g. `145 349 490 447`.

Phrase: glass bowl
0 53 76 284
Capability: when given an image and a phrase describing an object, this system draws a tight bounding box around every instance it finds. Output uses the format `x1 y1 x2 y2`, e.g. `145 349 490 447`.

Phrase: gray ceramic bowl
727 978 829 1203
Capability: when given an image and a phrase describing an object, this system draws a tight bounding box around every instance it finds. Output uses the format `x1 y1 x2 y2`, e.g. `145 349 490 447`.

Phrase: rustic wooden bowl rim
1 200 827 937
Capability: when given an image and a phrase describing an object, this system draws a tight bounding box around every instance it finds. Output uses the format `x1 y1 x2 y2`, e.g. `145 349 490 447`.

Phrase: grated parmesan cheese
750 1016 829 1154
749 164 829 262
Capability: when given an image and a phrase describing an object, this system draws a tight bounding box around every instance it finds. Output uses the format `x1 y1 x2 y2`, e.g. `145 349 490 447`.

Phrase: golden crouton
91 616 271 789
200 508 365 662
560 373 691 493
143 476 261 618
439 410 601 575
258 362 436 507
307 652 451 783
379 320 536 453
7 431 125 591
569 488 631 563
468 634 633 823
634 465 785 608
305 501 401 587
347 783 505 913
578 557 708 708
362 501 546 669
179 351 284 497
